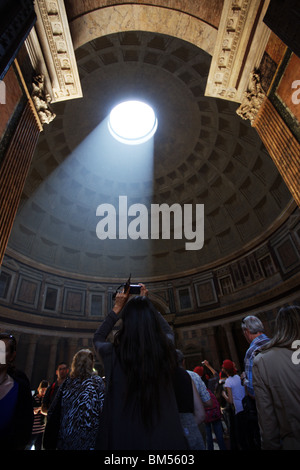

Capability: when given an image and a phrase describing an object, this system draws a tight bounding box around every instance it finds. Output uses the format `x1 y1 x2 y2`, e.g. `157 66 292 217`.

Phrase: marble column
206 327 221 368
67 337 78 368
47 337 58 383
25 335 37 384
223 323 241 371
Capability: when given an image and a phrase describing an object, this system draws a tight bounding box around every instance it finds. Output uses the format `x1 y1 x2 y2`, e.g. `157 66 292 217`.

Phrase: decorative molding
31 0 82 103
205 0 271 103
236 70 266 124
32 74 56 125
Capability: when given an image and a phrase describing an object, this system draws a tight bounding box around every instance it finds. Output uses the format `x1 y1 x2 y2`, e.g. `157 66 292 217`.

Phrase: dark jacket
253 347 300 450
93 309 188 450
0 369 34 450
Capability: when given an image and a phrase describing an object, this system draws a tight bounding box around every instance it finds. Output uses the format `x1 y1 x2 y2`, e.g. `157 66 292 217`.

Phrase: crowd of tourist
0 286 299 451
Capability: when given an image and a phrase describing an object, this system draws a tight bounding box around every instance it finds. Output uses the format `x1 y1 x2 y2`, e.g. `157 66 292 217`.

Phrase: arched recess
148 293 170 316
69 4 217 56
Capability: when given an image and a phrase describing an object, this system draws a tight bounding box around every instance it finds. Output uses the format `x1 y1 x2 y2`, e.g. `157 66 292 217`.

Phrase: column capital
236 70 266 125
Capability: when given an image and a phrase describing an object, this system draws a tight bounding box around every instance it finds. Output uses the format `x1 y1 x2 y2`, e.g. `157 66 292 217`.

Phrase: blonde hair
70 349 95 381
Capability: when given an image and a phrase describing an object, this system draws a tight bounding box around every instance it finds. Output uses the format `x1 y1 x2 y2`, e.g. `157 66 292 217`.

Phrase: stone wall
1 206 300 387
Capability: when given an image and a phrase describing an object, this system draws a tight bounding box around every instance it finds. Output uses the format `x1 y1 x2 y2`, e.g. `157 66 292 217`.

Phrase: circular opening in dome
108 100 158 145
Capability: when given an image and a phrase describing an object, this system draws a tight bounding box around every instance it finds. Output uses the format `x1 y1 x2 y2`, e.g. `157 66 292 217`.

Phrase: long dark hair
260 305 300 351
114 296 177 428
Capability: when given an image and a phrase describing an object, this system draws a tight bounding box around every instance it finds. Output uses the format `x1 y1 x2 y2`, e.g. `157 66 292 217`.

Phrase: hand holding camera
124 276 141 295
112 275 147 314
123 275 148 297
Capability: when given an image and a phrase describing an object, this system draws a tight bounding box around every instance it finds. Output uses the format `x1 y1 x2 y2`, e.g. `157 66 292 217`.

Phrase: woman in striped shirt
26 380 49 450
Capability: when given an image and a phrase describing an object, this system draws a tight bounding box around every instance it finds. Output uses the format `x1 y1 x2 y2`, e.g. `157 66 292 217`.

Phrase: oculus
108 100 158 145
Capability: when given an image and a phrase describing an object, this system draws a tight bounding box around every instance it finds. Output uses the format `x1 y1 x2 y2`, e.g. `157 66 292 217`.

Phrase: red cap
193 366 204 377
222 359 235 370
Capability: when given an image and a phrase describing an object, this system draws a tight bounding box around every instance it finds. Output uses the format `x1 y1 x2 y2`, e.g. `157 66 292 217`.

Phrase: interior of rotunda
0 0 300 390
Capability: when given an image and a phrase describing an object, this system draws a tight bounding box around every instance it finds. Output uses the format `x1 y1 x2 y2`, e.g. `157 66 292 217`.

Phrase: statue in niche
32 74 56 125
236 70 265 124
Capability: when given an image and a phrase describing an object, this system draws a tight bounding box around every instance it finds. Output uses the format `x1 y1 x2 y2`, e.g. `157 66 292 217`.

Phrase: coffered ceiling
7 28 292 281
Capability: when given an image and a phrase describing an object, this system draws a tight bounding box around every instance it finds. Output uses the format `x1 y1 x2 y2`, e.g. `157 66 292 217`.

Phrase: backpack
204 389 222 423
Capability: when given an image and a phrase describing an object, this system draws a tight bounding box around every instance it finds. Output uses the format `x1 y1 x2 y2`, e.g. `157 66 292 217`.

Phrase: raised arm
93 286 130 361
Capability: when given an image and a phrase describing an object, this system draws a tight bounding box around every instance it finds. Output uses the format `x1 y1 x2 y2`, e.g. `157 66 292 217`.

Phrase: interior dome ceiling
7 31 292 281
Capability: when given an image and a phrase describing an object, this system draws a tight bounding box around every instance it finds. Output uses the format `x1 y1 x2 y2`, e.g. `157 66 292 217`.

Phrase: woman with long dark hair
93 284 188 450
252 305 300 450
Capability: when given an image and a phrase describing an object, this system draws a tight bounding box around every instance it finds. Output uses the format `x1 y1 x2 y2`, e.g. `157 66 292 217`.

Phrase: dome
7 31 292 281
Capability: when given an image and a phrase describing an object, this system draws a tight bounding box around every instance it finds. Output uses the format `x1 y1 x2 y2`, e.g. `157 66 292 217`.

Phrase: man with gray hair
241 316 269 397
241 315 269 449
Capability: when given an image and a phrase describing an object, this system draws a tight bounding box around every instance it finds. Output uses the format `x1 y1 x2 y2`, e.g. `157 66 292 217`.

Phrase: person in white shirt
222 359 249 450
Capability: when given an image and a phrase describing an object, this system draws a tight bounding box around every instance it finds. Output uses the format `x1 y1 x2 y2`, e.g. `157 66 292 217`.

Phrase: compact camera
123 274 141 295
126 284 141 295
112 274 141 300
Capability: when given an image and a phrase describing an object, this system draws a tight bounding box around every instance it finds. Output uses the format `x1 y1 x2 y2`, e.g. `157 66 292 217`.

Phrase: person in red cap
222 359 249 450
193 365 212 387
222 359 237 374
193 366 204 377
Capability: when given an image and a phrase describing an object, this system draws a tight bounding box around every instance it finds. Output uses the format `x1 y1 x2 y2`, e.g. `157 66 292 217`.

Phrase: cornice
205 0 271 103
26 0 82 103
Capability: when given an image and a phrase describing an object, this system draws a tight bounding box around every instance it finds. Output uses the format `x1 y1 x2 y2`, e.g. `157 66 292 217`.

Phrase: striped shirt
32 394 46 435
